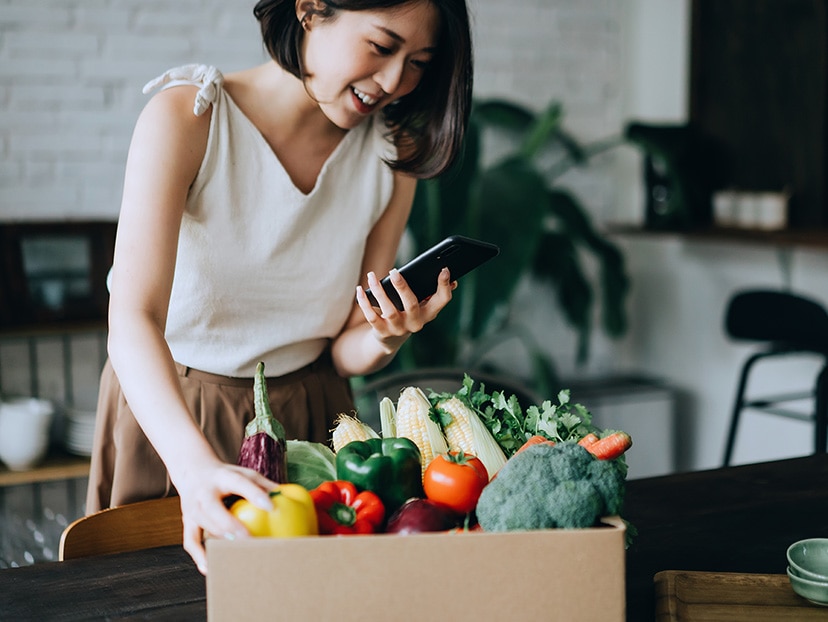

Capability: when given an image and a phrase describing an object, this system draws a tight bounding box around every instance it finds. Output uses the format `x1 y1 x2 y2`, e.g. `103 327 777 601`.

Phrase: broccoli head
476 442 626 532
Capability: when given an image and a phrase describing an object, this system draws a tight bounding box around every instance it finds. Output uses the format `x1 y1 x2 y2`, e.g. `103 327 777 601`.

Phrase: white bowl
0 397 54 471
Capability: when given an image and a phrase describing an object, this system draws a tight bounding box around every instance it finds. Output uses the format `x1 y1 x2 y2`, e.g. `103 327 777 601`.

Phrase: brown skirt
85 350 353 514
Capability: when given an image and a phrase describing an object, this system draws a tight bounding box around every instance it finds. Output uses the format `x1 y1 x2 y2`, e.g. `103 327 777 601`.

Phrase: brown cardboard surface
206 516 625 622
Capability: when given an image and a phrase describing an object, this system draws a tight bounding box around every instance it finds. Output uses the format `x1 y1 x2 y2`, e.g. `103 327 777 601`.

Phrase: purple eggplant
385 498 460 534
237 362 287 483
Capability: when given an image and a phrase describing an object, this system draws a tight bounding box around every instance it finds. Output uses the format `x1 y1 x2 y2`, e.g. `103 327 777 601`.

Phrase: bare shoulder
138 84 211 135
128 85 211 185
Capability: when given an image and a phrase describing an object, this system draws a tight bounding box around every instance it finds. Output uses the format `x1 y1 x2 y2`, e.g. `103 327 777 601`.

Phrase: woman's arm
330 172 454 377
107 85 273 574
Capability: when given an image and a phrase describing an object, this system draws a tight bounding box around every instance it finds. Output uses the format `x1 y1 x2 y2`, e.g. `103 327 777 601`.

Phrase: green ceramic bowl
787 538 828 582
788 566 828 606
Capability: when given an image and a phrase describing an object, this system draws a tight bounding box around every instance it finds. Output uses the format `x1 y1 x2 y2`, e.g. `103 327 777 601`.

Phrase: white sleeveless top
142 65 396 377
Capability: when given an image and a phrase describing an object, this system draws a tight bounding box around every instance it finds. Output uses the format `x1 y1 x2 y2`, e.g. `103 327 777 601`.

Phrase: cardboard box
206 516 626 622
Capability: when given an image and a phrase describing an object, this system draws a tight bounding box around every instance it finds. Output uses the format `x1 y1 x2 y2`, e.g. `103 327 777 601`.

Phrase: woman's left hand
355 266 455 351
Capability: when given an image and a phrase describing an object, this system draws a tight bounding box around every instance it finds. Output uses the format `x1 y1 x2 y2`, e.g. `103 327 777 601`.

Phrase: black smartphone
365 235 500 311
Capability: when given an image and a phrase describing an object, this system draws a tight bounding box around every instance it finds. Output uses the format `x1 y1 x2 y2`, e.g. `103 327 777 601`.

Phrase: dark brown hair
253 0 473 178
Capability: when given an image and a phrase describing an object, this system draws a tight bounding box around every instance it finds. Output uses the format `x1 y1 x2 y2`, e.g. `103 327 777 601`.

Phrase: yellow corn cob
394 386 448 475
438 396 476 455
331 413 379 453
435 396 508 479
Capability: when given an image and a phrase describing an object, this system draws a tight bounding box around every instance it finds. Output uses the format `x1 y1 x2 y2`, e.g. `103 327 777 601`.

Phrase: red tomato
423 451 489 515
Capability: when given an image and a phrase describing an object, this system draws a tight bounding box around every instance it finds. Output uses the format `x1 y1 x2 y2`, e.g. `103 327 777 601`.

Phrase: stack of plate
64 407 97 457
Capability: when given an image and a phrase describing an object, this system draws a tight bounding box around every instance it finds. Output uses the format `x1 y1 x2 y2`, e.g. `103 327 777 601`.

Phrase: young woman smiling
87 0 473 574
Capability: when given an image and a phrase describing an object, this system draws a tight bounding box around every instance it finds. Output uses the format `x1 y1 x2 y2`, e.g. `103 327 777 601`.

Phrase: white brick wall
0 0 265 221
0 0 630 447
1 0 624 222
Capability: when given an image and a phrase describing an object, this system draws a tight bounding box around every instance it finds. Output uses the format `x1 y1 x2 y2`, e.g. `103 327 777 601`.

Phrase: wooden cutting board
655 570 828 621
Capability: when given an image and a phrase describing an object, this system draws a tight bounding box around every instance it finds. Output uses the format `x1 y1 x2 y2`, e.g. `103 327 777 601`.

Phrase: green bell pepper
335 437 424 514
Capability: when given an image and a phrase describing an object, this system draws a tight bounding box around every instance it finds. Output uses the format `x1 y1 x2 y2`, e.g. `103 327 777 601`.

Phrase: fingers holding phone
356 267 453 338
364 235 499 311
418 266 456 319
365 269 418 317
357 235 498 339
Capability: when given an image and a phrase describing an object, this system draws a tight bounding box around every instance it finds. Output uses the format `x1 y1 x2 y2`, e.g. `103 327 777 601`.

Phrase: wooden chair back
59 496 183 561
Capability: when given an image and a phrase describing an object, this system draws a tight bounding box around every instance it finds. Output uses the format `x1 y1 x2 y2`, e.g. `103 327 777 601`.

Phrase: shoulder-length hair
253 0 473 179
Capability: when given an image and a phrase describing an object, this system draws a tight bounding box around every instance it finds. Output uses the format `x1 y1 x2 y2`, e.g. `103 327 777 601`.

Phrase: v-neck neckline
221 89 361 198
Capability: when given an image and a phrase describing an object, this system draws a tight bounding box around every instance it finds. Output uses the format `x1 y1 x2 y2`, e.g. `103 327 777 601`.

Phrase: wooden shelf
0 450 90 487
0 320 106 339
607 224 828 250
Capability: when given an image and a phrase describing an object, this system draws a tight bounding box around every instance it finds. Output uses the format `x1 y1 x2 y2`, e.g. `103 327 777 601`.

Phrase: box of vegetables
207 367 631 622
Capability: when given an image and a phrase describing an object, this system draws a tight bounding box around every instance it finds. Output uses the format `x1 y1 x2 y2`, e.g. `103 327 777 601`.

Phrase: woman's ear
295 0 324 30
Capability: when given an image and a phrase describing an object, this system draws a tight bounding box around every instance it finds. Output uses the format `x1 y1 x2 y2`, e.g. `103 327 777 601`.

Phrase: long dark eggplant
237 361 288 483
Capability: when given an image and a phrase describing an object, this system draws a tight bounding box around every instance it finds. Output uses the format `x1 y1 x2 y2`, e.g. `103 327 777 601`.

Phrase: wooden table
2 454 827 621
623 454 828 620
2 545 205 620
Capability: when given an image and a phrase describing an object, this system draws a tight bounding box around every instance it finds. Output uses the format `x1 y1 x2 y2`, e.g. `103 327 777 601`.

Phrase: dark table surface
2 454 827 621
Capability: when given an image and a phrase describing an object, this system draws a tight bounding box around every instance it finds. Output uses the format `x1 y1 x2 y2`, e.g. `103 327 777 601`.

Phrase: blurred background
2 0 827 563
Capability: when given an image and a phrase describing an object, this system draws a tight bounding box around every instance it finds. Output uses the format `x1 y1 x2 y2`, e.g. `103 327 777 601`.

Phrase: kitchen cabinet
688 0 828 229
0 221 115 330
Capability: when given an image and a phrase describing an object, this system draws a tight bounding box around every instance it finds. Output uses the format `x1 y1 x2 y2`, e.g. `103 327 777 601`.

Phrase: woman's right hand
175 459 276 575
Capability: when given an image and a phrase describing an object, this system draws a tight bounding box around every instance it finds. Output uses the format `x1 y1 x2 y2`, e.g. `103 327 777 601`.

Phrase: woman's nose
374 59 406 97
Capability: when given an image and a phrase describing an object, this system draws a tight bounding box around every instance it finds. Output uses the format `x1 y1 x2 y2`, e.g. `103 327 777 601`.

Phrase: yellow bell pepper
230 483 318 537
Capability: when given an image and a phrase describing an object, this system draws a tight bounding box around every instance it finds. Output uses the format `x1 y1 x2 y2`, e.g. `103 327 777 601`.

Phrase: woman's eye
411 59 429 70
371 42 392 55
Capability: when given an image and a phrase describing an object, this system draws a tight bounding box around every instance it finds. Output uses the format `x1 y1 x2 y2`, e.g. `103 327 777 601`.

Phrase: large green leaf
519 101 564 160
375 97 631 386
532 230 593 353
473 99 536 132
598 243 630 337
410 121 480 242
544 189 630 339
465 157 548 337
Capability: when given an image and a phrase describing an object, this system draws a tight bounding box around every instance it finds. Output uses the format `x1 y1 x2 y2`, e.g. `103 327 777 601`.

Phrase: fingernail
255 495 272 510
390 268 400 279
223 532 236 541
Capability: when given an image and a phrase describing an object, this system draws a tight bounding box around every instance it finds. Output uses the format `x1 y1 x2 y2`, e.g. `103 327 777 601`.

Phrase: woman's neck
225 63 345 144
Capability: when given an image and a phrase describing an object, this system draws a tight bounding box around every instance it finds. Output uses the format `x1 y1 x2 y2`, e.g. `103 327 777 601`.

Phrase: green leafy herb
429 374 599 458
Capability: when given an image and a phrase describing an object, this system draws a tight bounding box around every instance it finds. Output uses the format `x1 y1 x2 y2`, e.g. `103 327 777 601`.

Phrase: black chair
722 289 828 466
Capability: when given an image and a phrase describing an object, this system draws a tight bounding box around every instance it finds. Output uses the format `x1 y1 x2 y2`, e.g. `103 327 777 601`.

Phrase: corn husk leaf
380 397 396 438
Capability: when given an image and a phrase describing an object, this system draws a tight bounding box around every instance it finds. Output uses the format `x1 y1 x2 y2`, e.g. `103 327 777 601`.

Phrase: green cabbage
286 440 336 490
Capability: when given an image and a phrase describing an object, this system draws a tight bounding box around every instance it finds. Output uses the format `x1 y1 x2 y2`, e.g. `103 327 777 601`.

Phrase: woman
88 0 472 573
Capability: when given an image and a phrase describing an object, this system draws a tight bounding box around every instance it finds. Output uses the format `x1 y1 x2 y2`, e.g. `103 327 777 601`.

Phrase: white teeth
353 87 378 106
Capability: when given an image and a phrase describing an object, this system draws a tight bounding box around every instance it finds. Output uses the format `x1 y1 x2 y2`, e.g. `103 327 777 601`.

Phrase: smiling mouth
352 87 380 107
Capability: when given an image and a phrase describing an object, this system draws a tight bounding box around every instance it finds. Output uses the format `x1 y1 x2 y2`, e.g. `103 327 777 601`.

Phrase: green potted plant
369 99 631 396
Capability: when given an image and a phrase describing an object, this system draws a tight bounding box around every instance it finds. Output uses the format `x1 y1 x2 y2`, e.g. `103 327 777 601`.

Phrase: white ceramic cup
713 191 739 227
0 397 54 471
754 192 788 230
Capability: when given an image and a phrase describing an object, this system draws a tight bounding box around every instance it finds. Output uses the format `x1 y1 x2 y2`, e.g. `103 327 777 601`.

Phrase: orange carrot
577 433 599 448
585 432 632 460
515 434 555 456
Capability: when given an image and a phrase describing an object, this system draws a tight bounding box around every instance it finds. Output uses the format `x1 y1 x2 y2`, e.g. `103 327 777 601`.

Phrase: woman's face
300 0 440 129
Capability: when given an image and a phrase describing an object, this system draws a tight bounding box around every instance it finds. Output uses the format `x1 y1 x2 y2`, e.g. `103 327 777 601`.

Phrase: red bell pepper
309 480 385 535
